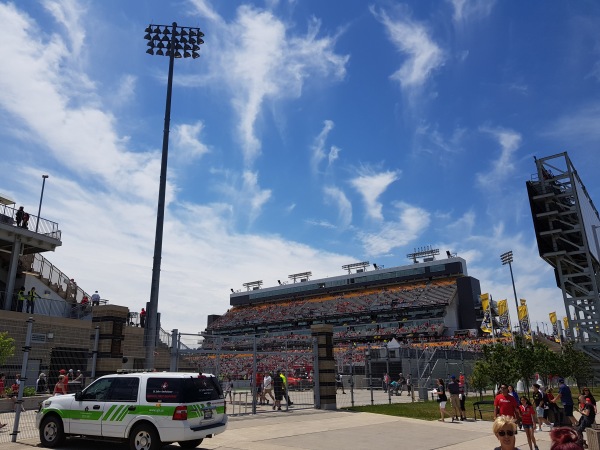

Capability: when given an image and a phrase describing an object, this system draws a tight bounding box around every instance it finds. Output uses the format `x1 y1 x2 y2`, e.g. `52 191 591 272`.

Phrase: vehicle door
101 377 140 438
69 377 115 436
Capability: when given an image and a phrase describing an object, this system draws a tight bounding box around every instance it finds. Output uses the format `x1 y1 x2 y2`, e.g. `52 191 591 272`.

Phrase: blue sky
1 0 599 334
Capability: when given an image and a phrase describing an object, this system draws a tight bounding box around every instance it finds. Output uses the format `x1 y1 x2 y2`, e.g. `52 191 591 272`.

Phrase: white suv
36 372 227 450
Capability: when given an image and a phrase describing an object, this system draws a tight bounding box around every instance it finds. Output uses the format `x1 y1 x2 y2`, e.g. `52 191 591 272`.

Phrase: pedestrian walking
519 397 539 450
436 378 452 422
493 415 522 450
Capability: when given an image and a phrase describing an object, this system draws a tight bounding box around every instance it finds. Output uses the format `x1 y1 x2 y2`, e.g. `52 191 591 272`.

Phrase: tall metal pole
501 251 522 337
143 21 204 369
145 24 177 369
35 175 49 233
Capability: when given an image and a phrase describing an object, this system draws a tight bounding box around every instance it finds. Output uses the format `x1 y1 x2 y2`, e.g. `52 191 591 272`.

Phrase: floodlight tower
500 251 522 336
143 22 204 369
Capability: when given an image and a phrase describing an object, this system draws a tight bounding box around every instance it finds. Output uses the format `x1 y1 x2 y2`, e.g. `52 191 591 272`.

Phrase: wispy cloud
358 201 430 256
371 6 444 91
476 126 521 188
448 0 496 24
192 2 349 167
542 103 600 144
323 186 352 229
311 120 335 174
350 168 400 221
173 121 210 160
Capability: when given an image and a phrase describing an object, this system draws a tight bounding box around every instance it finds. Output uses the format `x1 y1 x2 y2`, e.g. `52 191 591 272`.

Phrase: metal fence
0 318 99 443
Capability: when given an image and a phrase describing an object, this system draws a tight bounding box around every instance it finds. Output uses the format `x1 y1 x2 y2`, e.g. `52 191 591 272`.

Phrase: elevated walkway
0 203 63 311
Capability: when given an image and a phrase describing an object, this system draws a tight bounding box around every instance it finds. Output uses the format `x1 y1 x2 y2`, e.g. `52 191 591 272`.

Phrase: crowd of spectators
208 279 457 332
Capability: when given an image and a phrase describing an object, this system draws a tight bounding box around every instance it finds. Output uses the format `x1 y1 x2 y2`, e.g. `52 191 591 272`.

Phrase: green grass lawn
345 395 497 421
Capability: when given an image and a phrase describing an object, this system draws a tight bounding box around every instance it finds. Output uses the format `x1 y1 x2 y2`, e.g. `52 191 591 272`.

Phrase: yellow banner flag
496 299 512 337
563 317 569 329
480 296 493 333
518 304 531 339
549 312 557 324
549 312 559 342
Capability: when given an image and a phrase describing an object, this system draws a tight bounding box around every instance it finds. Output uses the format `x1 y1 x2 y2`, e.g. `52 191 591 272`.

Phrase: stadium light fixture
230 289 234 293
500 250 522 336
143 22 205 370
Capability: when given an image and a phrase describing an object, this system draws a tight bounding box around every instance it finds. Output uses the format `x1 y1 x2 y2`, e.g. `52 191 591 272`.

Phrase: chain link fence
0 318 98 443
175 332 316 415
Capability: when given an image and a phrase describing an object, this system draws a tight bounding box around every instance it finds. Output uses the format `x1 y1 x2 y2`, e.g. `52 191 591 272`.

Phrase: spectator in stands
15 206 24 227
493 415 520 450
140 308 146 328
550 427 583 450
91 290 101 306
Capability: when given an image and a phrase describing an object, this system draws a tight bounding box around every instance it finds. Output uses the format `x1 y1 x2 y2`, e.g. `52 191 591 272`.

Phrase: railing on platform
21 253 91 304
0 203 61 240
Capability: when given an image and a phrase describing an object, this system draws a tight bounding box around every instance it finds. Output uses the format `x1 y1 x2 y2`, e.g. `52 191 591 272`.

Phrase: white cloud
372 6 444 90
350 169 400 221
173 121 210 160
0 3 164 204
311 120 335 174
193 3 349 167
448 0 496 24
359 201 430 255
323 186 352 229
542 103 600 144
476 126 521 188
42 0 88 58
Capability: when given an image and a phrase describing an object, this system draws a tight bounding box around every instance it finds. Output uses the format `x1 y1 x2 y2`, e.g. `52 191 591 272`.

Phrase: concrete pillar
4 237 22 311
311 324 336 410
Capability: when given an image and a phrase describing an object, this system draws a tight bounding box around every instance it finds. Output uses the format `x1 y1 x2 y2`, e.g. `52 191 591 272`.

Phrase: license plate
203 409 213 419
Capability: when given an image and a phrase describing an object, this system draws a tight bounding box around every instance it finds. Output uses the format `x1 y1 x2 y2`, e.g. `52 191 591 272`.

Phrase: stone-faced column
311 324 336 410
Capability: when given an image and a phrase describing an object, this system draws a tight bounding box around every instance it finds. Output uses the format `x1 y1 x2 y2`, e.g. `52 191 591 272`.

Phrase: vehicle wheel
129 423 161 450
39 415 66 448
177 439 203 448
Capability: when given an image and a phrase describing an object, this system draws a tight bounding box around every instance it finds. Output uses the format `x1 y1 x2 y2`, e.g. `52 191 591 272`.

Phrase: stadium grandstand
192 250 489 384
204 250 484 350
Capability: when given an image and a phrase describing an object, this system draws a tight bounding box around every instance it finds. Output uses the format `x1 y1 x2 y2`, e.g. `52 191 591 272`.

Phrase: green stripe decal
116 407 130 422
102 405 117 421
109 405 125 421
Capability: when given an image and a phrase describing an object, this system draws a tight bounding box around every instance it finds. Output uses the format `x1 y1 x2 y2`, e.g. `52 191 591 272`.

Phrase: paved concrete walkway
0 408 556 450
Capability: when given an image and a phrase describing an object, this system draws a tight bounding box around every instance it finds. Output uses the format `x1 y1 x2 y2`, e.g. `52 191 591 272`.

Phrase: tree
482 342 520 388
557 341 593 388
532 342 560 387
0 331 15 366
470 360 490 400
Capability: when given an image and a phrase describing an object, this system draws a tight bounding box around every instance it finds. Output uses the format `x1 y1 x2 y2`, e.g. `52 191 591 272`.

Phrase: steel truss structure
527 152 600 362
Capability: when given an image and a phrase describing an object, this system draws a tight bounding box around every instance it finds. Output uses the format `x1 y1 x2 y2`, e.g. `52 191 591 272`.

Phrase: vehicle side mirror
75 391 83 401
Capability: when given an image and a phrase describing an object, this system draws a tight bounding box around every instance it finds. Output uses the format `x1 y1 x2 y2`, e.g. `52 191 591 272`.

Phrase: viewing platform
0 202 62 254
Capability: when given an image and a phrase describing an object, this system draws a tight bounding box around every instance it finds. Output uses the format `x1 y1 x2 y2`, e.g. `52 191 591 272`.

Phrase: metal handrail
0 203 61 239
21 253 91 304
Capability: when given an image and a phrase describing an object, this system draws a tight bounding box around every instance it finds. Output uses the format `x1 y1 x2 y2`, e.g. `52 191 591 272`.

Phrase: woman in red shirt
519 396 539 450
